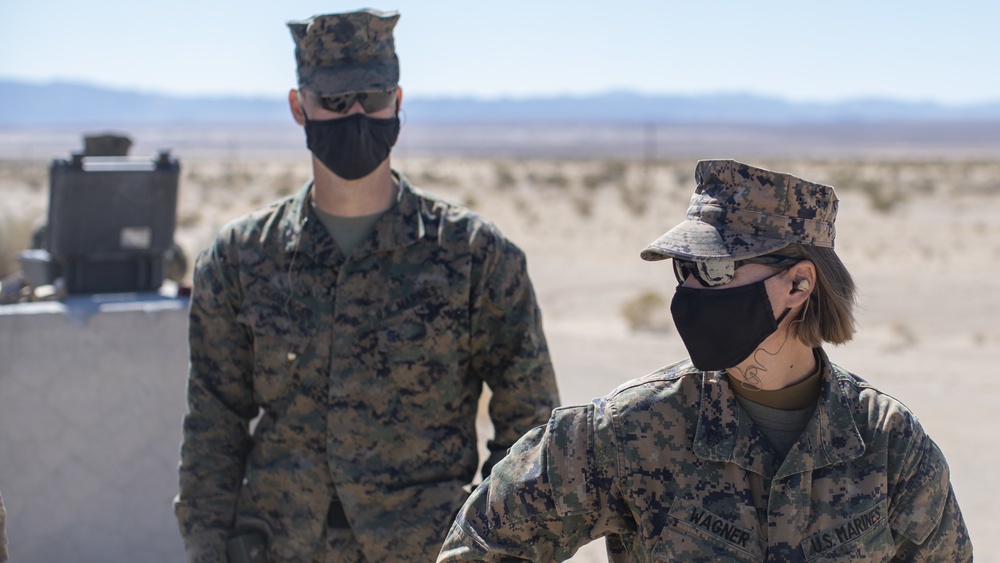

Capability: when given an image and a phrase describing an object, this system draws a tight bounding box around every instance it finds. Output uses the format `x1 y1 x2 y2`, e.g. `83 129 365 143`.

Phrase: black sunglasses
316 89 398 114
673 255 802 287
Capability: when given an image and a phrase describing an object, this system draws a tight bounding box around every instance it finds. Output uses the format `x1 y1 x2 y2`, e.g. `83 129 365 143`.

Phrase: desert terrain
1 124 999 560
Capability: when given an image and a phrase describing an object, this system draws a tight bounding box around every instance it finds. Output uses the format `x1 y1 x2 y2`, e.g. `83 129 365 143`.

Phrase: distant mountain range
2 78 1000 127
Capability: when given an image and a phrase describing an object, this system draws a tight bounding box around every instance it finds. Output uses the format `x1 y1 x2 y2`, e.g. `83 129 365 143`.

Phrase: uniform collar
692 348 866 479
282 170 426 261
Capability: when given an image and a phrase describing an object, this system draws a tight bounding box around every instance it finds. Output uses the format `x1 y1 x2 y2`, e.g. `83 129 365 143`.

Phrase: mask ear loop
729 296 811 391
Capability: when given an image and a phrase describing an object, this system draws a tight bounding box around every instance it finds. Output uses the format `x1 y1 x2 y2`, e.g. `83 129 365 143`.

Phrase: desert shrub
583 160 628 191
858 179 906 213
0 160 47 192
910 177 936 196
526 169 569 190
416 168 458 187
275 166 307 196
572 196 593 218
887 320 918 351
512 195 539 226
184 167 202 184
833 172 906 214
543 172 570 189
0 213 36 279
673 167 691 187
619 181 651 217
177 209 203 229
221 162 255 190
494 163 516 191
621 289 671 332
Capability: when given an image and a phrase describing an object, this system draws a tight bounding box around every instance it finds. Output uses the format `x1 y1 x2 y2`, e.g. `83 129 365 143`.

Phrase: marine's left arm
888 432 973 561
471 235 560 478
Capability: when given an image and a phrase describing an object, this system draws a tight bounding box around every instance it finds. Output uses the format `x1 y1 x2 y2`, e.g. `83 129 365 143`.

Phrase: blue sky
1 1 998 103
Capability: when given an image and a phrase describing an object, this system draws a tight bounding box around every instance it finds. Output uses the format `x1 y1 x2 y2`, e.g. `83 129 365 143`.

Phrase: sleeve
438 401 632 562
174 237 259 563
888 432 973 562
1 488 8 563
470 234 560 479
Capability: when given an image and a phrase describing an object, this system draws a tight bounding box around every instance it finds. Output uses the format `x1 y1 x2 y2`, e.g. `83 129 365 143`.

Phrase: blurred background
1 1 998 561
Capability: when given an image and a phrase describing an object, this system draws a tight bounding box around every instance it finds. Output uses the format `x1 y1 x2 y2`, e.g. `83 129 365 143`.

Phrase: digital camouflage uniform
440 160 971 561
440 351 971 562
0 488 7 562
175 174 559 562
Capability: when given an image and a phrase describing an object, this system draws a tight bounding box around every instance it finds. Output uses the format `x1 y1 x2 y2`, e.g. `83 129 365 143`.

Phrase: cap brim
640 219 789 262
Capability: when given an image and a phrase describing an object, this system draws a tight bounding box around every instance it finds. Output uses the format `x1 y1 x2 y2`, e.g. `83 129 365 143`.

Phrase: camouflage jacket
0 488 7 562
440 351 971 562
175 172 559 562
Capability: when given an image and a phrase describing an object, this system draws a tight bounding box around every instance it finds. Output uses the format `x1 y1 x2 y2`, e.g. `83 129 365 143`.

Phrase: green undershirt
727 350 824 459
311 201 384 257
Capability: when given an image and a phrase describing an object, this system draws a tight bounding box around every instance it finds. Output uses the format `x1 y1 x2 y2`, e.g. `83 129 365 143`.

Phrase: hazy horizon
5 75 1000 108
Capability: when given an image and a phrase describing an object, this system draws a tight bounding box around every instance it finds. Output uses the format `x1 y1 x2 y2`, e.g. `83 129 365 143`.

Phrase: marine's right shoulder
213 196 297 246
193 195 301 277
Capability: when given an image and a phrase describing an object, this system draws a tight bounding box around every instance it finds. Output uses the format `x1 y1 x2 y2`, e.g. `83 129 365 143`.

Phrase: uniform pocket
375 284 467 410
249 324 316 403
801 501 895 562
242 284 320 407
654 498 765 562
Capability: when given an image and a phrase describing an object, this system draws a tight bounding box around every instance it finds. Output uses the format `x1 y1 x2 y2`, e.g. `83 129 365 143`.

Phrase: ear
289 89 306 126
396 86 404 111
785 260 817 309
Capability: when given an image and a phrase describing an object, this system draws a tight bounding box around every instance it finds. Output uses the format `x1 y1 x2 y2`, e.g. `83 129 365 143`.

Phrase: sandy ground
2 152 998 560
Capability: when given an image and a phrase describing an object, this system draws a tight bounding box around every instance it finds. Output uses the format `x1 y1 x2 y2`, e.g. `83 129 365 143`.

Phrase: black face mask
670 278 791 371
303 111 401 180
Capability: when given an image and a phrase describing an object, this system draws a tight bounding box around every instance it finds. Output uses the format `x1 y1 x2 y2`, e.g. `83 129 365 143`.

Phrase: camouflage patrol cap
641 159 838 262
287 9 400 96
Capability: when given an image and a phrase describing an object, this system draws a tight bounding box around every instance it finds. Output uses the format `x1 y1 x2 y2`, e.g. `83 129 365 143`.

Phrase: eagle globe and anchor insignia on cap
641 159 839 264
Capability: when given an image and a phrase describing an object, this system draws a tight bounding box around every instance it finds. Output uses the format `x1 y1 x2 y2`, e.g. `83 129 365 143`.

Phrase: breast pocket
803 526 894 562
654 499 765 563
374 284 468 411
244 293 322 407
251 328 315 401
800 501 895 562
